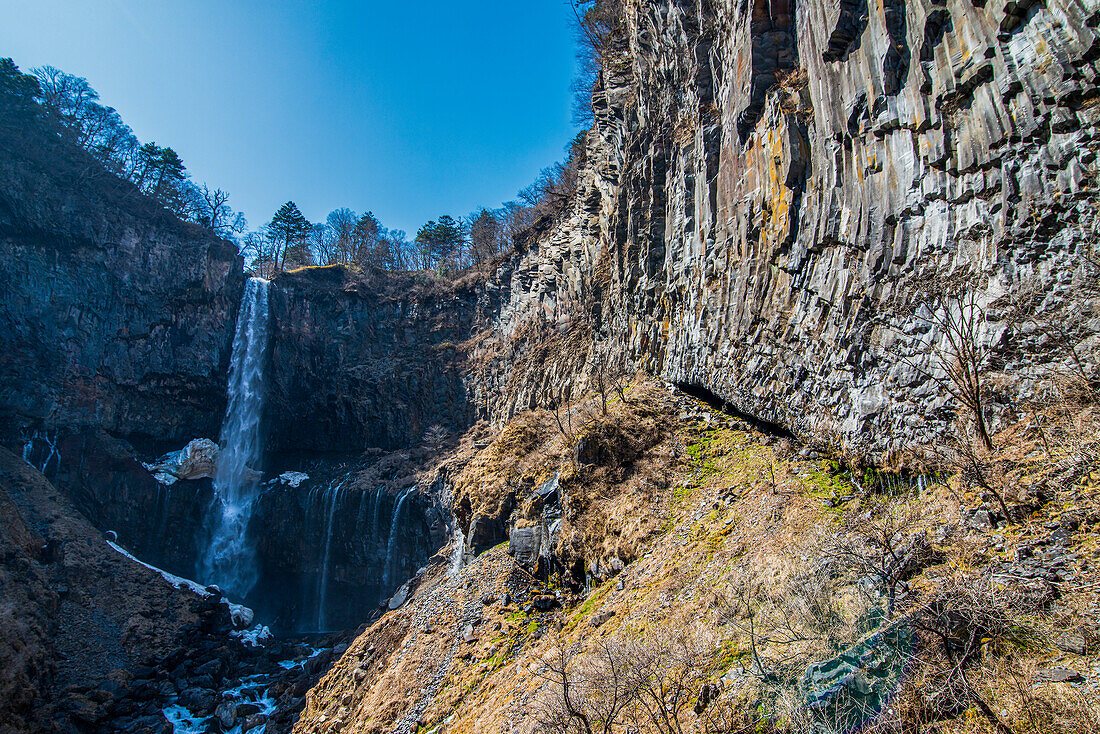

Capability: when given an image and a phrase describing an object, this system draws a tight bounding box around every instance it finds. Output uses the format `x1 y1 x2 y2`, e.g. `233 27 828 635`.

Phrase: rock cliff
479 0 1100 460
265 266 482 454
0 113 245 600
0 115 244 448
0 447 202 733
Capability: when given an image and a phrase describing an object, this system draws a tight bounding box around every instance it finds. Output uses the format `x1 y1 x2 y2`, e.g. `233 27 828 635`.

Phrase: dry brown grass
299 381 1100 734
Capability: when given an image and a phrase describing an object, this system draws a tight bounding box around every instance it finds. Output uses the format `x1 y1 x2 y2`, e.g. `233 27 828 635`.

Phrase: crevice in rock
882 0 911 95
673 381 795 438
822 0 869 63
738 0 799 143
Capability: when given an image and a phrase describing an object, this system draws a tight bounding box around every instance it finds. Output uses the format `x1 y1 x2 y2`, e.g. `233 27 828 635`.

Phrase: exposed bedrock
479 0 1100 460
0 118 245 605
250 462 449 632
264 266 488 454
0 447 208 733
0 118 244 447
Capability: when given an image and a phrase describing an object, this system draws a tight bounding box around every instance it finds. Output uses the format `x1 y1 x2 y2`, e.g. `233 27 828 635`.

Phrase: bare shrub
534 637 639 734
824 503 930 616
423 424 449 455
533 630 743 734
908 570 1045 734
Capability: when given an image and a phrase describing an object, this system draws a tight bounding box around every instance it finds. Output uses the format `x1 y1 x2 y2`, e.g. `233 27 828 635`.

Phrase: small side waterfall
381 487 413 593
200 277 270 599
449 525 466 577
315 473 352 632
371 486 384 536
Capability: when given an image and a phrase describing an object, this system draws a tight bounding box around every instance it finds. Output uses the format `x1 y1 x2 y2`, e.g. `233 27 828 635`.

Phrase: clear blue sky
0 0 581 236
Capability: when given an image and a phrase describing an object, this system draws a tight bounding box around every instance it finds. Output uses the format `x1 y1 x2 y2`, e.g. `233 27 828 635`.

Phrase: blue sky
0 0 581 235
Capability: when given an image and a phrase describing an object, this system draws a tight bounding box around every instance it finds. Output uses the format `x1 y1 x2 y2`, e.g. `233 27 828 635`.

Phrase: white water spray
449 525 466 577
200 277 270 598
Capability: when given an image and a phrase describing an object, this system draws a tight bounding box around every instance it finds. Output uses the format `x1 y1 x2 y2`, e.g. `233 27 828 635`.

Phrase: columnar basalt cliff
478 0 1100 459
5 2 1100 729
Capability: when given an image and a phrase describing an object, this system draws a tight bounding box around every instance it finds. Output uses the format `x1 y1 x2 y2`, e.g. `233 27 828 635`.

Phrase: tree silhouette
268 201 312 273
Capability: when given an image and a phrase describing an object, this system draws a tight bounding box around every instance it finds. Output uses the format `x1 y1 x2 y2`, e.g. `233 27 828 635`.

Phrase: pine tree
415 215 465 271
0 58 41 121
267 201 312 273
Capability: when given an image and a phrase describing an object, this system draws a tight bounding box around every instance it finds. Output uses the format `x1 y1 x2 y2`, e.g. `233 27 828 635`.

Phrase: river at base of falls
162 635 324 734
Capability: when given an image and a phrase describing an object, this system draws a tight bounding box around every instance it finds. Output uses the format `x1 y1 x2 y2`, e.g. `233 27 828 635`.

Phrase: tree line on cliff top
0 2 623 277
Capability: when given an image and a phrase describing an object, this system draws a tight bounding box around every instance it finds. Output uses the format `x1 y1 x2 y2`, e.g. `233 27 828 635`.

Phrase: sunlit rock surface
478 0 1100 458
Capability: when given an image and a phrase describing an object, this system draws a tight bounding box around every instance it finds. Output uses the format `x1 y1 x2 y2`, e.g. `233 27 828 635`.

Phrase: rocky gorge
2 0 1100 732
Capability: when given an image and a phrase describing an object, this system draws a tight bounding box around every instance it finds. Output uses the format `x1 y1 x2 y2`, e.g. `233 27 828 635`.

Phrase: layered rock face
251 467 449 632
0 116 243 584
482 0 1100 458
0 119 244 446
265 267 483 454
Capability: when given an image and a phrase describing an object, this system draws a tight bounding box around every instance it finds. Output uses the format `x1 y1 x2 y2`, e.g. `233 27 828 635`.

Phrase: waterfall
371 486 384 537
449 525 466 577
22 429 60 475
315 474 351 632
200 277 270 599
381 487 413 593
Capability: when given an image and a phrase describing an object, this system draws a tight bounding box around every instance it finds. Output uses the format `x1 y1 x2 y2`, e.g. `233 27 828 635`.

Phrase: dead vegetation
302 353 1100 734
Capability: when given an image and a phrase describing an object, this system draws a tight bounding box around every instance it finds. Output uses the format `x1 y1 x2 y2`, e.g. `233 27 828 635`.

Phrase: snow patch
278 471 309 488
106 540 255 629
108 540 209 596
232 624 272 648
144 438 218 482
153 471 178 486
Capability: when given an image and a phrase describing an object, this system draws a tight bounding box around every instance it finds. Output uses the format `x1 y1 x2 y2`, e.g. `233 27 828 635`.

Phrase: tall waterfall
200 277 270 598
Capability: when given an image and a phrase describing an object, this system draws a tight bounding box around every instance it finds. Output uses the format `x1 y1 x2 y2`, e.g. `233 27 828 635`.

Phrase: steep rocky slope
297 381 1100 734
478 0 1100 460
0 447 203 733
0 109 245 579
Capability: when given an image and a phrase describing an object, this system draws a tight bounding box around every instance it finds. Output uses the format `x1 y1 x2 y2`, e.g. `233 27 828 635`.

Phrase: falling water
381 487 413 593
449 525 466 577
315 474 352 632
200 277 270 599
371 486 384 537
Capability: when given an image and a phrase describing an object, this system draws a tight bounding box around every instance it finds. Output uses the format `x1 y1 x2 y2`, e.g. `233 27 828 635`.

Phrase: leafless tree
241 230 278 278
424 424 449 456
893 277 995 451
534 637 639 734
535 631 754 734
824 504 928 616
326 208 358 264
909 572 1039 734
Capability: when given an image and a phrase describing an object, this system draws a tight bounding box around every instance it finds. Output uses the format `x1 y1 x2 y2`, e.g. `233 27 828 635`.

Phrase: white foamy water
200 277 270 598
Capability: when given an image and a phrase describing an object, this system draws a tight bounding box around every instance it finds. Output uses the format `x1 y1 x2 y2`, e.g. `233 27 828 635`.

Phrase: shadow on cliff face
674 382 795 439
263 266 485 455
15 423 451 635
